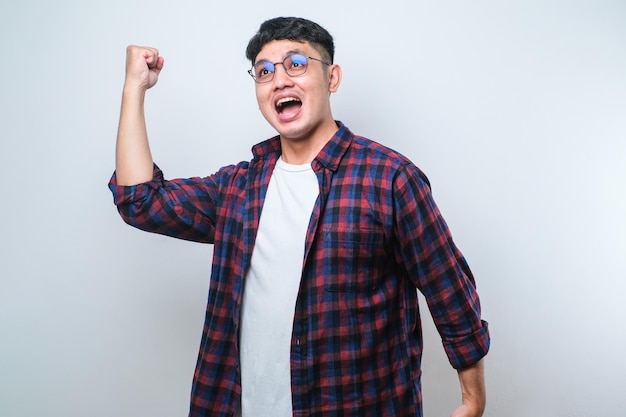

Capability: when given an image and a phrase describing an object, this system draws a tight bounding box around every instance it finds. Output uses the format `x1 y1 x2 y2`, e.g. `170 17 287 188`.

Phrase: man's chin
274 120 307 140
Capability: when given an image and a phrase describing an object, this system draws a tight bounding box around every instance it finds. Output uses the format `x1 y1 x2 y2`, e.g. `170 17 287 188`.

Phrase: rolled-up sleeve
108 164 217 243
109 166 166 206
442 320 490 369
393 164 490 369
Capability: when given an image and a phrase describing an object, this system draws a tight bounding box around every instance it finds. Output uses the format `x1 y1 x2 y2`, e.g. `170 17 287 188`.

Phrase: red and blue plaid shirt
109 122 489 417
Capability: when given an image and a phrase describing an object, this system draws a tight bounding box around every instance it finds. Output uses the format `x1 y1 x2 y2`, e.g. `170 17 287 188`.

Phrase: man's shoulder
344 133 430 187
349 134 414 168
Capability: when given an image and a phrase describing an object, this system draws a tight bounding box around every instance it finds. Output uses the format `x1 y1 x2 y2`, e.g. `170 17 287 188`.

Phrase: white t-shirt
238 157 319 417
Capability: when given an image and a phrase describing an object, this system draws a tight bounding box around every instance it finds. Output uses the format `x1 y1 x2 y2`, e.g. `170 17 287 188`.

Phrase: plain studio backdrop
1 1 624 416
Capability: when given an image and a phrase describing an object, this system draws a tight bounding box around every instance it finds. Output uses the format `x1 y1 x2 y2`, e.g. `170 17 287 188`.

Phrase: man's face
253 39 340 142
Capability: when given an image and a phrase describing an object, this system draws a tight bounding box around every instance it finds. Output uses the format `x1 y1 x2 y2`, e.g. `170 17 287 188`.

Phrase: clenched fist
124 45 165 91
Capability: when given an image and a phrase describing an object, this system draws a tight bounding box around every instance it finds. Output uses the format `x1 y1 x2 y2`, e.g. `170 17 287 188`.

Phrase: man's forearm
453 358 486 417
115 86 154 186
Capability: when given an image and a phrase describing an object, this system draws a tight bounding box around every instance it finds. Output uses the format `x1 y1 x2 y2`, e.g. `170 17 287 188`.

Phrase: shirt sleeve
107 164 219 244
393 163 490 369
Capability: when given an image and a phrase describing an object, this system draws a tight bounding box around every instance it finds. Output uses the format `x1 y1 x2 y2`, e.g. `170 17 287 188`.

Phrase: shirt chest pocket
322 225 387 293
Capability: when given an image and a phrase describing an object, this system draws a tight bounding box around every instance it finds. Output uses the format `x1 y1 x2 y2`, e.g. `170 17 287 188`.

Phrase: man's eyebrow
283 49 304 57
255 49 305 64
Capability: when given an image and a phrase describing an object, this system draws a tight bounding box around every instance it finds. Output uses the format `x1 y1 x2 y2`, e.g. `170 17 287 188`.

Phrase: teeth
277 97 301 106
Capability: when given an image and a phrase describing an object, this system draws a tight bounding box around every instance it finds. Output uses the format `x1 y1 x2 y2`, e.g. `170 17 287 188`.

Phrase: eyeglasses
248 53 331 84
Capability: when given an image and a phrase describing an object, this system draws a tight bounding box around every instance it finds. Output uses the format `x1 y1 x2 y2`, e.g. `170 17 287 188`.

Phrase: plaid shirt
109 122 489 417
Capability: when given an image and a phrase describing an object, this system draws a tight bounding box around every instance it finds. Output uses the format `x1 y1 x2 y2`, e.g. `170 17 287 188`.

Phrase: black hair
245 17 335 64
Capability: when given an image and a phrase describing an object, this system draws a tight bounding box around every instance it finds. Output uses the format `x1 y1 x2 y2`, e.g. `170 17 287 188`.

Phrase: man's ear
328 64 342 93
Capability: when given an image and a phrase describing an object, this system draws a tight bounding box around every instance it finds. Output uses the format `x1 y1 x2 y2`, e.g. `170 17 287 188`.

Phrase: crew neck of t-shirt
277 156 312 172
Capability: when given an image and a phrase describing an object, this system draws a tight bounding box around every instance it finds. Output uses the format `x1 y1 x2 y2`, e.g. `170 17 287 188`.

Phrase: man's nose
272 64 293 86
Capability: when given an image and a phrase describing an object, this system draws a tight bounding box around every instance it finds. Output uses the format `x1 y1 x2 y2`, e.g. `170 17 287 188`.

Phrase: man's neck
279 120 338 165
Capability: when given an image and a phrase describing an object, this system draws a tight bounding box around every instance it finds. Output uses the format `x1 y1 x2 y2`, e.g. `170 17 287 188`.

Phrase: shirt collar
251 121 353 173
313 121 352 172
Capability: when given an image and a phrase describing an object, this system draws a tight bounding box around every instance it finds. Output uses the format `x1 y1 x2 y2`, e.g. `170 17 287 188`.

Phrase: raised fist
124 45 165 91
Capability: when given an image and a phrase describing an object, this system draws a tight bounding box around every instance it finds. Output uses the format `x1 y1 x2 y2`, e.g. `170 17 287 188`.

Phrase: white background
1 1 624 416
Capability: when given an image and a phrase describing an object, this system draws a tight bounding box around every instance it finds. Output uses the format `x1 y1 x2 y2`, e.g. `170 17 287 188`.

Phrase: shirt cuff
443 320 490 369
107 164 164 206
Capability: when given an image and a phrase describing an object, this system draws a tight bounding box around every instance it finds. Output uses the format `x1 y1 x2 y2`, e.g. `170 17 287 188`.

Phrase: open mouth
276 97 302 115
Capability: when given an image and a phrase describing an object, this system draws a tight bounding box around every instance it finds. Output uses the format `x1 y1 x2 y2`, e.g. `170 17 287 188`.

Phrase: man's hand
123 45 164 91
451 403 483 417
451 359 486 417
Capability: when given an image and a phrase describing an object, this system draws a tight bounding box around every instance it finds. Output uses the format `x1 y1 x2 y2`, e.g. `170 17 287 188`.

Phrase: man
109 17 489 417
